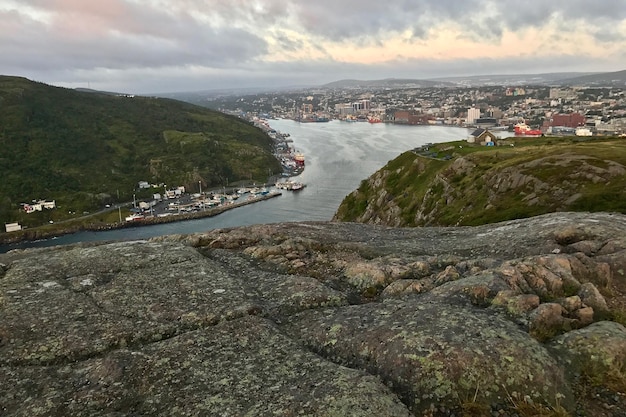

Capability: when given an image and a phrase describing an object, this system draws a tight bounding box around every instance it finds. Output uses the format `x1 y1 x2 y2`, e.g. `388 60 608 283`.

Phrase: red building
549 113 586 128
393 110 433 125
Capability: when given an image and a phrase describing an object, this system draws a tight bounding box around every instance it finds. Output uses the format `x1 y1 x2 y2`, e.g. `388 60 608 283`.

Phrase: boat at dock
294 152 305 167
298 115 330 123
514 122 542 136
275 180 305 191
125 213 145 222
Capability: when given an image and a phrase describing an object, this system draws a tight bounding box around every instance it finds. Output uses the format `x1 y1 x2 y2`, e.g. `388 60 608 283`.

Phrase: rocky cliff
1 212 626 416
333 138 626 227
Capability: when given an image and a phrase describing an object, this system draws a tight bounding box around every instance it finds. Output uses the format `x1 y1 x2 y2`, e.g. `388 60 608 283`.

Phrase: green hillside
334 136 626 227
0 76 281 227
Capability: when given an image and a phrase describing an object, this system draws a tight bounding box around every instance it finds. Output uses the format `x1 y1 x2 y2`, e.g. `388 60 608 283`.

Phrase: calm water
1 121 478 253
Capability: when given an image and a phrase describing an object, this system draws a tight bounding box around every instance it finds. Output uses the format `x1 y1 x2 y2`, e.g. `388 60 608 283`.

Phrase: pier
0 191 282 245
96 191 282 230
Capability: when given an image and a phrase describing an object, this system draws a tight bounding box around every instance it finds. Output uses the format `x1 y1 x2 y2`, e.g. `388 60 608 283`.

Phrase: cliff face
333 140 626 227
1 212 626 416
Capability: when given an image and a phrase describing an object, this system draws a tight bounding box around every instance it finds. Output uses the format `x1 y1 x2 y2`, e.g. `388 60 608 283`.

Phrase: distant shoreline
0 191 282 248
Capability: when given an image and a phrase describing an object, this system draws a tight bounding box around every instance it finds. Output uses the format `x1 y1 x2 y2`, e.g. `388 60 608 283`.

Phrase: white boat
275 180 305 191
125 213 144 222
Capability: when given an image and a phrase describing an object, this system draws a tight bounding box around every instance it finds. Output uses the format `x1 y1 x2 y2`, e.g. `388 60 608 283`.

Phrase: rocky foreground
1 212 626 416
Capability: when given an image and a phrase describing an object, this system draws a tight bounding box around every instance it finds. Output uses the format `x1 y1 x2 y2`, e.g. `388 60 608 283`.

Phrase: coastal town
211 82 626 137
6 77 626 234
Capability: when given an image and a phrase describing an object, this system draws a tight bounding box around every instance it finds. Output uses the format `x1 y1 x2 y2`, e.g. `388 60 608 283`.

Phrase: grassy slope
0 76 281 227
334 136 626 226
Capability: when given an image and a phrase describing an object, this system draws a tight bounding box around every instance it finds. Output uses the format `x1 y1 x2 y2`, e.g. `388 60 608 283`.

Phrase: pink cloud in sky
0 0 624 92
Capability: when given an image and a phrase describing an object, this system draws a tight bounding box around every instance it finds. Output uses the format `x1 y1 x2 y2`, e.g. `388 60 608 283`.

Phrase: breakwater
0 192 281 247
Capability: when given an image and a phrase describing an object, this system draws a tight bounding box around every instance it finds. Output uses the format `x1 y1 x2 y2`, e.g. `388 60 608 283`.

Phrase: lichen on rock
2 212 626 415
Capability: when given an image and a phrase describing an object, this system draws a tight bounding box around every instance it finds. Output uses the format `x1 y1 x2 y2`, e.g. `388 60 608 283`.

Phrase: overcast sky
1 0 625 94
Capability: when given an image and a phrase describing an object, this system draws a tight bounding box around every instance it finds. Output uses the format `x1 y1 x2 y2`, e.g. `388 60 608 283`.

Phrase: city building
352 99 371 113
335 103 354 116
548 113 586 128
467 107 481 125
474 117 497 128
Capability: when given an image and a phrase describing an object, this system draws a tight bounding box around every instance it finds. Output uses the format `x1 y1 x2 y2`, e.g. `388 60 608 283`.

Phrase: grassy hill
334 136 626 227
0 76 281 228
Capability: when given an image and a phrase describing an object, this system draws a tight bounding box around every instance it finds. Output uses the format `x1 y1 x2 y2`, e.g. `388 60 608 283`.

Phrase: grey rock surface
2 212 626 416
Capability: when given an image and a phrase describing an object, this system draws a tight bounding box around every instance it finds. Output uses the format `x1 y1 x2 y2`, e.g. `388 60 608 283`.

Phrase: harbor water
1 121 480 252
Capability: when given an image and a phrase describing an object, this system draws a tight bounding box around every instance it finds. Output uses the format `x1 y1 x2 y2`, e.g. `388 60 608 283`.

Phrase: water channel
1 121 485 253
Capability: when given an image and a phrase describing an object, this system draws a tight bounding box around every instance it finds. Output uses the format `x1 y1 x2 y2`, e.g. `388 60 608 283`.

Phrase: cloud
0 0 625 93
0 2 267 74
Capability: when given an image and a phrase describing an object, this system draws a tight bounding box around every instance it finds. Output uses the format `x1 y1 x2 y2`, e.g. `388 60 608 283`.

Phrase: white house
575 127 593 136
5 222 22 232
23 200 56 214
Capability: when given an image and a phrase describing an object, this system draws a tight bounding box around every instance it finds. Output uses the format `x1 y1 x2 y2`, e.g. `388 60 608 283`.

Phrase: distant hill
0 76 281 227
74 88 122 96
334 136 626 227
321 78 455 89
320 72 622 89
429 72 599 86
557 69 626 86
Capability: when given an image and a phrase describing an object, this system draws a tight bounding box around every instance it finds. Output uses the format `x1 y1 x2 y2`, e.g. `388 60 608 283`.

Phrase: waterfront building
467 107 481 125
548 113 586 128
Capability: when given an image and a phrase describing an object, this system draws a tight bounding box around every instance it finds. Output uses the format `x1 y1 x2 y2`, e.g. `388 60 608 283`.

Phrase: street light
199 181 202 195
